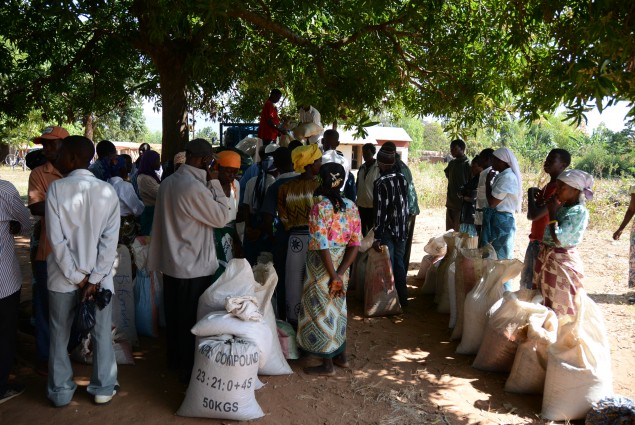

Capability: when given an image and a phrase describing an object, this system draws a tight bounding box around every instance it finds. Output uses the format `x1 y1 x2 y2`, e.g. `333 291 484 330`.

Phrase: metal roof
337 126 412 145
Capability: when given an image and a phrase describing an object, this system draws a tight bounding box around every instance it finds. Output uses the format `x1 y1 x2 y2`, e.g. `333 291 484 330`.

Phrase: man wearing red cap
27 125 69 376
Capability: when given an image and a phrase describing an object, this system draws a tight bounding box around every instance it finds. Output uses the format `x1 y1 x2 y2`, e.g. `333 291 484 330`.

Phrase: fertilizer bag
134 269 161 337
177 337 264 420
455 259 523 355
112 245 138 346
197 260 292 375
197 259 257 320
472 289 544 372
435 232 462 311
415 254 443 286
542 290 613 421
421 258 440 295
364 246 402 317
505 308 558 394
451 244 497 341
252 262 293 375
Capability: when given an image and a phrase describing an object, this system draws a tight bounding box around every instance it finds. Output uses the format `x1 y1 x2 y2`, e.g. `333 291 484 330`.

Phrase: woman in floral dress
296 163 362 376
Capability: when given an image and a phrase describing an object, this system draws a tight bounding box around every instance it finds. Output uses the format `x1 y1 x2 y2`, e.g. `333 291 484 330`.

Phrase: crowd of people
445 140 597 316
0 90 632 412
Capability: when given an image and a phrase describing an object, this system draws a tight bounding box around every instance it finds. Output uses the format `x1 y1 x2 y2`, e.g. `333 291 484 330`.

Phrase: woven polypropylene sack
472 290 544 373
112 245 138 346
364 246 402 317
451 244 497 341
505 309 558 394
177 337 264 420
542 290 614 421
455 259 523 355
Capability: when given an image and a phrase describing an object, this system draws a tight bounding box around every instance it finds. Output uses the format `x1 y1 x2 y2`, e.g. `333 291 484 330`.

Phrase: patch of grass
0 165 31 203
410 161 628 231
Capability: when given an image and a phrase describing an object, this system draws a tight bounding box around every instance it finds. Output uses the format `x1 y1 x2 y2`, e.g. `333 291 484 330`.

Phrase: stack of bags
177 259 292 421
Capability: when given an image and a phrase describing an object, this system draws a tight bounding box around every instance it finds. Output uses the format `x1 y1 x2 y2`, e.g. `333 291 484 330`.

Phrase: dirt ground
1 207 633 425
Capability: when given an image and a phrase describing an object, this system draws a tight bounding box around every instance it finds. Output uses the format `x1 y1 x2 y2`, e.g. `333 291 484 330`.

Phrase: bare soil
1 208 633 425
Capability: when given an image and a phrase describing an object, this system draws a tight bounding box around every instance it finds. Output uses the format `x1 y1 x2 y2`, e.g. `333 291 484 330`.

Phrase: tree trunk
156 54 189 162
0 142 9 163
83 113 95 141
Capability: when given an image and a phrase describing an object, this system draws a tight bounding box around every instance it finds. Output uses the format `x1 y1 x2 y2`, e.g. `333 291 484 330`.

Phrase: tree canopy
0 0 633 159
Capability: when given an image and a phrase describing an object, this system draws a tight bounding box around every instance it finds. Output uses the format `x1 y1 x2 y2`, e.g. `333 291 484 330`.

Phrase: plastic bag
542 290 614 421
423 235 447 257
364 246 402 317
276 320 300 360
134 269 160 337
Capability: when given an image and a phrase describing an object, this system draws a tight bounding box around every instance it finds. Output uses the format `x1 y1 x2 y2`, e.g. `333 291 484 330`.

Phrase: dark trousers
0 290 21 393
358 207 375 237
33 260 49 362
163 274 213 379
404 215 417 267
272 230 289 320
446 208 461 231
382 237 408 307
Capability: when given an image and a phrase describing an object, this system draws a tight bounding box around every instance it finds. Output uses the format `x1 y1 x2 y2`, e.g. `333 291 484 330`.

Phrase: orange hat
216 150 241 169
33 126 70 144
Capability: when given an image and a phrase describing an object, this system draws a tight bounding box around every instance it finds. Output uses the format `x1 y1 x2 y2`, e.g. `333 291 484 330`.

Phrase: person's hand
9 220 21 235
206 167 219 181
372 240 382 253
328 276 345 298
77 275 90 289
81 282 99 301
613 229 623 240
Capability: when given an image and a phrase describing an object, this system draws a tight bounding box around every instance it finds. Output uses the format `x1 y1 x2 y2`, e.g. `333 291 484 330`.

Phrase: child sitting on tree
533 169 593 317
520 149 570 289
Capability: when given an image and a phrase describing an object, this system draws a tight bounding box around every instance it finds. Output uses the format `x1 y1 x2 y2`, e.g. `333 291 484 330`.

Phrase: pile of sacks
177 259 293 421
418 231 614 421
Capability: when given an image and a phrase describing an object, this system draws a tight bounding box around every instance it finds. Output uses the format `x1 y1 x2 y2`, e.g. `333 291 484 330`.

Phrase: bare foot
304 361 335 376
333 353 350 368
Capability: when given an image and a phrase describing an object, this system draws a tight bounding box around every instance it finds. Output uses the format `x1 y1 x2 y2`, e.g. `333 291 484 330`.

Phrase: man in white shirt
147 138 230 383
299 104 322 144
46 136 120 407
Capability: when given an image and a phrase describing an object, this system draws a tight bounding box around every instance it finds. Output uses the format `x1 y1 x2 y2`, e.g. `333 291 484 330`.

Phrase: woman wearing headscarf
212 150 243 268
136 150 161 236
533 170 593 317
277 144 322 326
297 163 361 376
482 147 522 291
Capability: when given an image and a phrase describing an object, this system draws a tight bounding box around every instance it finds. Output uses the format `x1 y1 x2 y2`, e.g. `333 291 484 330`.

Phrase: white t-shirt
491 168 520 214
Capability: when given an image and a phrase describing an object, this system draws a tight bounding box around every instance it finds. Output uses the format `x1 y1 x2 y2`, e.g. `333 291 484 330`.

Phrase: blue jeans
481 208 516 291
48 290 117 407
33 261 49 362
382 236 408 306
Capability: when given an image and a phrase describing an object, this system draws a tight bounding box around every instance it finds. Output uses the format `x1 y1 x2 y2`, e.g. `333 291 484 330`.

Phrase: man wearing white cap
148 138 230 383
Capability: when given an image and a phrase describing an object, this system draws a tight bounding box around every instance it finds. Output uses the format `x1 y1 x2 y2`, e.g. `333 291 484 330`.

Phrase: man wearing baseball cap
27 126 69 376
147 138 231 383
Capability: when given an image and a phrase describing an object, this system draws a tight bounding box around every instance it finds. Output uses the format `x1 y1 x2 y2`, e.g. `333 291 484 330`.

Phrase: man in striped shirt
371 144 410 307
0 178 32 404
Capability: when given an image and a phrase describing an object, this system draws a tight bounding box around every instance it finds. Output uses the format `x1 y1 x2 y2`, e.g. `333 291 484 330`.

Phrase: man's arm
45 184 87 285
28 201 46 217
89 194 121 284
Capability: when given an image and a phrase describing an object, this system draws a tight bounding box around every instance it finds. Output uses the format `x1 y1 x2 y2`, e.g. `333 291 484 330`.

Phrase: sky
143 100 631 136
